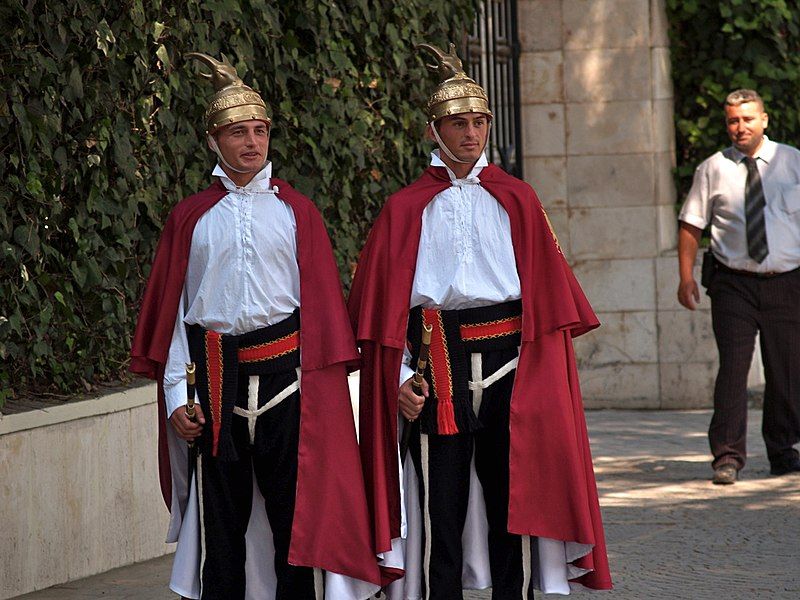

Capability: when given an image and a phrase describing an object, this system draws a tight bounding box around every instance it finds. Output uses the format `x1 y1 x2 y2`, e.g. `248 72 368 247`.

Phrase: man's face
431 113 490 164
725 102 768 156
212 119 270 172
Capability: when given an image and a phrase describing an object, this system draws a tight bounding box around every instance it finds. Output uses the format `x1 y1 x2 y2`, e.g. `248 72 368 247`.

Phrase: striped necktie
744 156 769 263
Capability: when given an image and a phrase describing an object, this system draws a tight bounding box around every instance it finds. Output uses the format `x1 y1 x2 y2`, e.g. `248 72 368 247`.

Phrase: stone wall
0 377 365 598
516 0 760 408
0 385 172 599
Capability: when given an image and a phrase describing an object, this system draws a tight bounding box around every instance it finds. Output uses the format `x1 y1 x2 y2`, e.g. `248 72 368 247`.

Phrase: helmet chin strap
207 134 267 175
430 119 493 165
431 121 470 164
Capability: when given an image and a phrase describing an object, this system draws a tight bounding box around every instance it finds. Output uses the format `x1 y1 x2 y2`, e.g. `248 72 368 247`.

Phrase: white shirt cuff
164 380 188 419
399 363 415 389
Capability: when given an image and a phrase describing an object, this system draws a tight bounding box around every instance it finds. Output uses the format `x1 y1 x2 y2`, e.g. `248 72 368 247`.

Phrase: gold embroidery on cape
541 207 563 255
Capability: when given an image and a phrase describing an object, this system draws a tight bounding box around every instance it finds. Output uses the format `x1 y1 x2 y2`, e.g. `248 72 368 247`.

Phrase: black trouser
198 369 315 600
708 267 800 470
409 346 532 600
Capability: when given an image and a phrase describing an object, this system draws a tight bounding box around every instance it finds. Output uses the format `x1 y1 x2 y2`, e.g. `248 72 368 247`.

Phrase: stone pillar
517 0 721 407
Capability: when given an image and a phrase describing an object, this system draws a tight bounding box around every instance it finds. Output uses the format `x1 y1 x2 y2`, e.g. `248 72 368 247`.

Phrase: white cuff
399 364 415 389
164 380 188 420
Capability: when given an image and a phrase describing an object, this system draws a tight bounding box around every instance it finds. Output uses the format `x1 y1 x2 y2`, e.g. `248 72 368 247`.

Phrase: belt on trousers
407 300 522 436
187 309 301 461
715 259 799 279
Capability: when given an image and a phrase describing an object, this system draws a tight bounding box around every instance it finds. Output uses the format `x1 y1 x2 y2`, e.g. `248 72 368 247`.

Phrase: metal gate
464 0 523 178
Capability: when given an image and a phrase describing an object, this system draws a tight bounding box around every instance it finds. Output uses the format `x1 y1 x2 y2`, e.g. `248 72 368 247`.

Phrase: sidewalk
16 409 800 599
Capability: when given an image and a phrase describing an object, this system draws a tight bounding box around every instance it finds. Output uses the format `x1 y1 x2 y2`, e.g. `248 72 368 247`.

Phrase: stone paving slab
14 409 800 599
583 409 800 600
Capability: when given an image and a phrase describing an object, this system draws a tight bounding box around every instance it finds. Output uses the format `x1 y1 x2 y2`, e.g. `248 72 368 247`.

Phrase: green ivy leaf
0 0 477 408
95 19 116 56
156 44 170 71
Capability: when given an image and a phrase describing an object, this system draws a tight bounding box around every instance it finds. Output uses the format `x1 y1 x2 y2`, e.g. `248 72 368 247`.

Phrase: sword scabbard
401 322 434 459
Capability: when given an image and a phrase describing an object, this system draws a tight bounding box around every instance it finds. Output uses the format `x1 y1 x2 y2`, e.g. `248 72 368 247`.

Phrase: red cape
348 164 611 589
131 178 381 584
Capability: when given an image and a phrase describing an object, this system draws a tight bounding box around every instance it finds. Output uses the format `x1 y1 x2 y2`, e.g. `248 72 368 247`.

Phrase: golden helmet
418 43 492 124
185 52 271 135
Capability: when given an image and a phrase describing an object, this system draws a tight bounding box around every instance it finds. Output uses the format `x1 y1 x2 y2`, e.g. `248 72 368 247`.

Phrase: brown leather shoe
712 464 738 485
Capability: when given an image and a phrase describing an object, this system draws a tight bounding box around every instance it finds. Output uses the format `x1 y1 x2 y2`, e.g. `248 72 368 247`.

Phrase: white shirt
410 151 521 308
679 137 800 273
163 163 301 417
401 151 521 383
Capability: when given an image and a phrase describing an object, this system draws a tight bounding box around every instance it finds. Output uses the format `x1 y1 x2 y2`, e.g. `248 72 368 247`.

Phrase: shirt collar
430 150 488 183
731 135 776 164
212 161 274 193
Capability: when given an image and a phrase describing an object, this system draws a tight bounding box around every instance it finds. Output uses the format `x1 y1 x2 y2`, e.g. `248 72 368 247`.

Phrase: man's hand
169 403 206 441
677 222 703 311
399 377 428 421
678 278 700 310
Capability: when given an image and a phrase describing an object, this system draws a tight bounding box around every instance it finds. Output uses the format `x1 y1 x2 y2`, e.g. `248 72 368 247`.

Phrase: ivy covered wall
667 1 800 198
0 0 475 406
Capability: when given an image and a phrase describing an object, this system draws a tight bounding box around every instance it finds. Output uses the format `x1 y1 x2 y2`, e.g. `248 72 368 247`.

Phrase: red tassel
205 331 224 457
437 400 459 435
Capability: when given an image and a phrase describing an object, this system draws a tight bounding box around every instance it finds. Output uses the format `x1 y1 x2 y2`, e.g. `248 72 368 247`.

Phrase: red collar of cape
130 179 381 584
348 164 611 590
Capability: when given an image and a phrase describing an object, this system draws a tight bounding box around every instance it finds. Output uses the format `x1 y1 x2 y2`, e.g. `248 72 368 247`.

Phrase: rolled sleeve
679 161 712 230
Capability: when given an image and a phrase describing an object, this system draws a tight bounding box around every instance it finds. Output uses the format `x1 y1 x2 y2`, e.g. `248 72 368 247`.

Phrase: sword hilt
185 362 197 448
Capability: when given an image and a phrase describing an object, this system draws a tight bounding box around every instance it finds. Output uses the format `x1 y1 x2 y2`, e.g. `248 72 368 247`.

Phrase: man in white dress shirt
348 43 611 599
678 89 800 485
130 52 380 599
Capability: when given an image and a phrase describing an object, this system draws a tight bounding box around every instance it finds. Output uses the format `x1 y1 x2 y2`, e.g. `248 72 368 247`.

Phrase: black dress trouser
708 267 800 470
409 346 533 600
198 370 316 600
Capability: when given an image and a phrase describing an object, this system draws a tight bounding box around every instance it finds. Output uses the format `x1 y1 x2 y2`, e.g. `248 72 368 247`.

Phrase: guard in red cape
130 52 380 599
347 43 612 598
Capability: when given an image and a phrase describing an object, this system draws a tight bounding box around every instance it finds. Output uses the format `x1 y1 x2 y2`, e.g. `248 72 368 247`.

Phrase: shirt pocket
779 184 800 214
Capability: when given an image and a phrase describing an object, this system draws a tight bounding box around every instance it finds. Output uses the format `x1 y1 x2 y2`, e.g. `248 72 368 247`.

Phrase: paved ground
16 409 800 599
